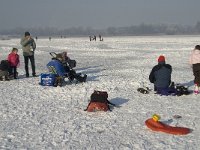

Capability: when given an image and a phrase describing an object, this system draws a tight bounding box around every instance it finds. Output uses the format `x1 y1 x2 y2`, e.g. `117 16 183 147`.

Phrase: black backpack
85 91 115 112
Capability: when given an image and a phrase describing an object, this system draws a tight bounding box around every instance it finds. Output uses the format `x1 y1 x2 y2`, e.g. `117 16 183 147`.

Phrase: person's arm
20 37 29 47
20 37 34 47
7 54 11 62
31 39 36 50
16 54 20 66
165 64 172 74
149 67 156 83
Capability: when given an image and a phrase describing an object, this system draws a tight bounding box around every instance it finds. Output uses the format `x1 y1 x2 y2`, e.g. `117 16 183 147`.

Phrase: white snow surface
0 36 200 150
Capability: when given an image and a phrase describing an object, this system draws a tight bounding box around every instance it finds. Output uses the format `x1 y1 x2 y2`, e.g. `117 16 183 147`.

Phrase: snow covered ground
0 35 200 149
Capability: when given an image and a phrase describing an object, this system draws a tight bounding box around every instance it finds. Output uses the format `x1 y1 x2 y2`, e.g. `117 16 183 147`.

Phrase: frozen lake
0 35 200 149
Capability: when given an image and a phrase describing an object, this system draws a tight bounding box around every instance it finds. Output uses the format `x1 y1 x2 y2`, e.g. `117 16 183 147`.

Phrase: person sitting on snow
0 60 10 81
46 54 69 86
59 52 72 72
46 53 87 86
149 55 174 95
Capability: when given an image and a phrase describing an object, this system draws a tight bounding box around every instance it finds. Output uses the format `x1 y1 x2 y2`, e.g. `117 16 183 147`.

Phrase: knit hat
25 31 30 36
158 55 165 62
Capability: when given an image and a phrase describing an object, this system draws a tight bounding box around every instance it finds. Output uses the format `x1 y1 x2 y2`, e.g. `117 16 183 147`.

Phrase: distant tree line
1 22 200 37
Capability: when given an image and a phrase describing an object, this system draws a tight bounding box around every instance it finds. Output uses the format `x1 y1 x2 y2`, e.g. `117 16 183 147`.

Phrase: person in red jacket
7 48 20 79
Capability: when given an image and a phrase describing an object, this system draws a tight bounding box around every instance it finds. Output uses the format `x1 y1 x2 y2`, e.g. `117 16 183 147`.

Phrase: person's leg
8 66 13 77
154 85 157 91
0 71 9 81
0 71 6 80
13 67 17 79
74 73 87 83
29 55 36 76
194 70 200 93
24 56 29 77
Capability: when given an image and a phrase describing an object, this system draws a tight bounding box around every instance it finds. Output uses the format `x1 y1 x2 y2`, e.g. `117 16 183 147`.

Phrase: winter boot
76 74 87 83
53 76 62 87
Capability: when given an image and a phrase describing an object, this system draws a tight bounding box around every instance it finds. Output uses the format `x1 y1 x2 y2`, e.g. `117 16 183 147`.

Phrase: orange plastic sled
145 118 191 135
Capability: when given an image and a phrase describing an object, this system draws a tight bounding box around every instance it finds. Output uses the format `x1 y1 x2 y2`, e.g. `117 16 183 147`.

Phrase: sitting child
0 60 10 81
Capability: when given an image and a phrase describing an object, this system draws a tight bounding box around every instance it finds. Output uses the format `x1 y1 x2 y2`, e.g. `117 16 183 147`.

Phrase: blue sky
0 0 200 30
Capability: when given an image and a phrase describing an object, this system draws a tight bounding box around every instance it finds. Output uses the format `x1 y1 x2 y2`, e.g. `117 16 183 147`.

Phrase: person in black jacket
149 55 172 94
0 60 10 81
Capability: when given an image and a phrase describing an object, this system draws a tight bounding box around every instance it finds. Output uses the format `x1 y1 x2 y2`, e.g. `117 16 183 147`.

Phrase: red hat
158 55 165 62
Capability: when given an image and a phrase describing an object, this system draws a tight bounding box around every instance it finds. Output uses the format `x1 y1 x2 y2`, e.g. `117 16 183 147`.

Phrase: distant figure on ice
99 34 103 41
89 36 92 41
35 36 38 41
89 35 97 41
7 48 20 79
20 31 37 77
49 37 52 41
93 35 96 41
189 45 200 94
149 55 173 95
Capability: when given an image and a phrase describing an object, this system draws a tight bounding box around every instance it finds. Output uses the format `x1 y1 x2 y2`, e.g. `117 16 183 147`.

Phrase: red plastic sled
145 118 191 135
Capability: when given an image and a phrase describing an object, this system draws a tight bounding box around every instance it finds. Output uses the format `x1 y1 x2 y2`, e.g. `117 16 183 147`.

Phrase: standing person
189 45 200 94
7 48 20 79
149 55 173 95
93 35 96 41
20 31 36 77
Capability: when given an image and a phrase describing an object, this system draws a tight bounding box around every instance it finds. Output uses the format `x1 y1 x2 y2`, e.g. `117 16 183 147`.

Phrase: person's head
12 48 18 54
195 45 200 50
62 52 68 60
158 55 165 64
24 31 30 38
56 54 63 62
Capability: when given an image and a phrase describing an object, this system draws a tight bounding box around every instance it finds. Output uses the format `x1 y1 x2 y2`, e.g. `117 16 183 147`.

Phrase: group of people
89 35 103 41
0 31 87 85
0 32 200 94
149 45 200 95
0 31 36 80
0 48 19 80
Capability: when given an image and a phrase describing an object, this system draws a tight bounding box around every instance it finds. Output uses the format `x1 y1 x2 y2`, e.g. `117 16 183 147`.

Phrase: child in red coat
7 48 20 79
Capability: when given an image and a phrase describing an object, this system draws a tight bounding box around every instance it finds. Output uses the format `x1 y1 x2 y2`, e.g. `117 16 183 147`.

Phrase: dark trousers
9 66 17 78
194 70 200 85
24 55 36 76
193 64 200 85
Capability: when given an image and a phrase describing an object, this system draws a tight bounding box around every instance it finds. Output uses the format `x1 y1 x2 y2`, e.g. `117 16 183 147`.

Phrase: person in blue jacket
47 53 87 86
149 55 173 95
47 58 67 77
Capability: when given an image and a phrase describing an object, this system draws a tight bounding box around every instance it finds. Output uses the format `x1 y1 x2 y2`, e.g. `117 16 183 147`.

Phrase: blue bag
39 73 56 86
